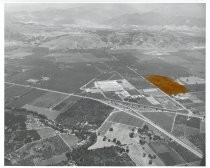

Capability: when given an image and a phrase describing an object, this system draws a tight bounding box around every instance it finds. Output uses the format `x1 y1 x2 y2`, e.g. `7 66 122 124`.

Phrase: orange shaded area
145 75 188 96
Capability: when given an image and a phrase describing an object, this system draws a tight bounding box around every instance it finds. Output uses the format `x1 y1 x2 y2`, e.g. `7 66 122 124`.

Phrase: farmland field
30 92 68 109
184 84 205 92
187 133 205 152
106 63 154 90
135 59 191 78
103 91 122 101
191 92 205 102
200 121 205 133
36 127 56 139
172 124 186 137
97 121 113 135
23 104 61 120
48 52 111 63
157 152 184 166
108 111 145 128
145 75 188 95
60 133 79 149
126 89 140 95
142 112 175 132
174 114 188 125
186 117 201 129
6 89 47 108
148 142 170 154
52 95 81 112
168 141 201 163
6 61 101 93
5 85 32 102
185 126 200 137
5 83 13 88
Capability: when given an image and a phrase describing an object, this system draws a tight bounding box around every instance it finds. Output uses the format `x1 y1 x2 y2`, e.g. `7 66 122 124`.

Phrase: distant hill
5 5 205 28
105 12 205 28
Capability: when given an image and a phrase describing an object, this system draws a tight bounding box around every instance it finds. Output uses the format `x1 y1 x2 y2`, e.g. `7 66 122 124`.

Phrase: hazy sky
5 3 205 18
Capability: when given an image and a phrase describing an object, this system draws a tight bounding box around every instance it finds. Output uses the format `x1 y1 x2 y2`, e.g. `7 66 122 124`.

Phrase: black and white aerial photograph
3 1 207 166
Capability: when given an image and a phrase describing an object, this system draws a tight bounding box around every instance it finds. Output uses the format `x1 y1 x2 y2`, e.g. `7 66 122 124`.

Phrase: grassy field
142 112 175 132
108 111 145 128
60 133 79 149
36 127 56 139
149 142 170 154
30 92 67 109
97 121 113 135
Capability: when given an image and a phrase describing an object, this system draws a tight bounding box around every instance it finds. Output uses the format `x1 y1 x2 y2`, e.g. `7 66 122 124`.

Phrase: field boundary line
188 91 205 94
58 134 73 151
5 84 14 89
49 94 72 110
96 111 120 133
170 113 177 133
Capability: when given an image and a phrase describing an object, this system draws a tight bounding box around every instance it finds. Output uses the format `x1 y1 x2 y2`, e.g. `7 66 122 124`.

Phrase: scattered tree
129 132 134 138
149 160 152 165
109 127 113 131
